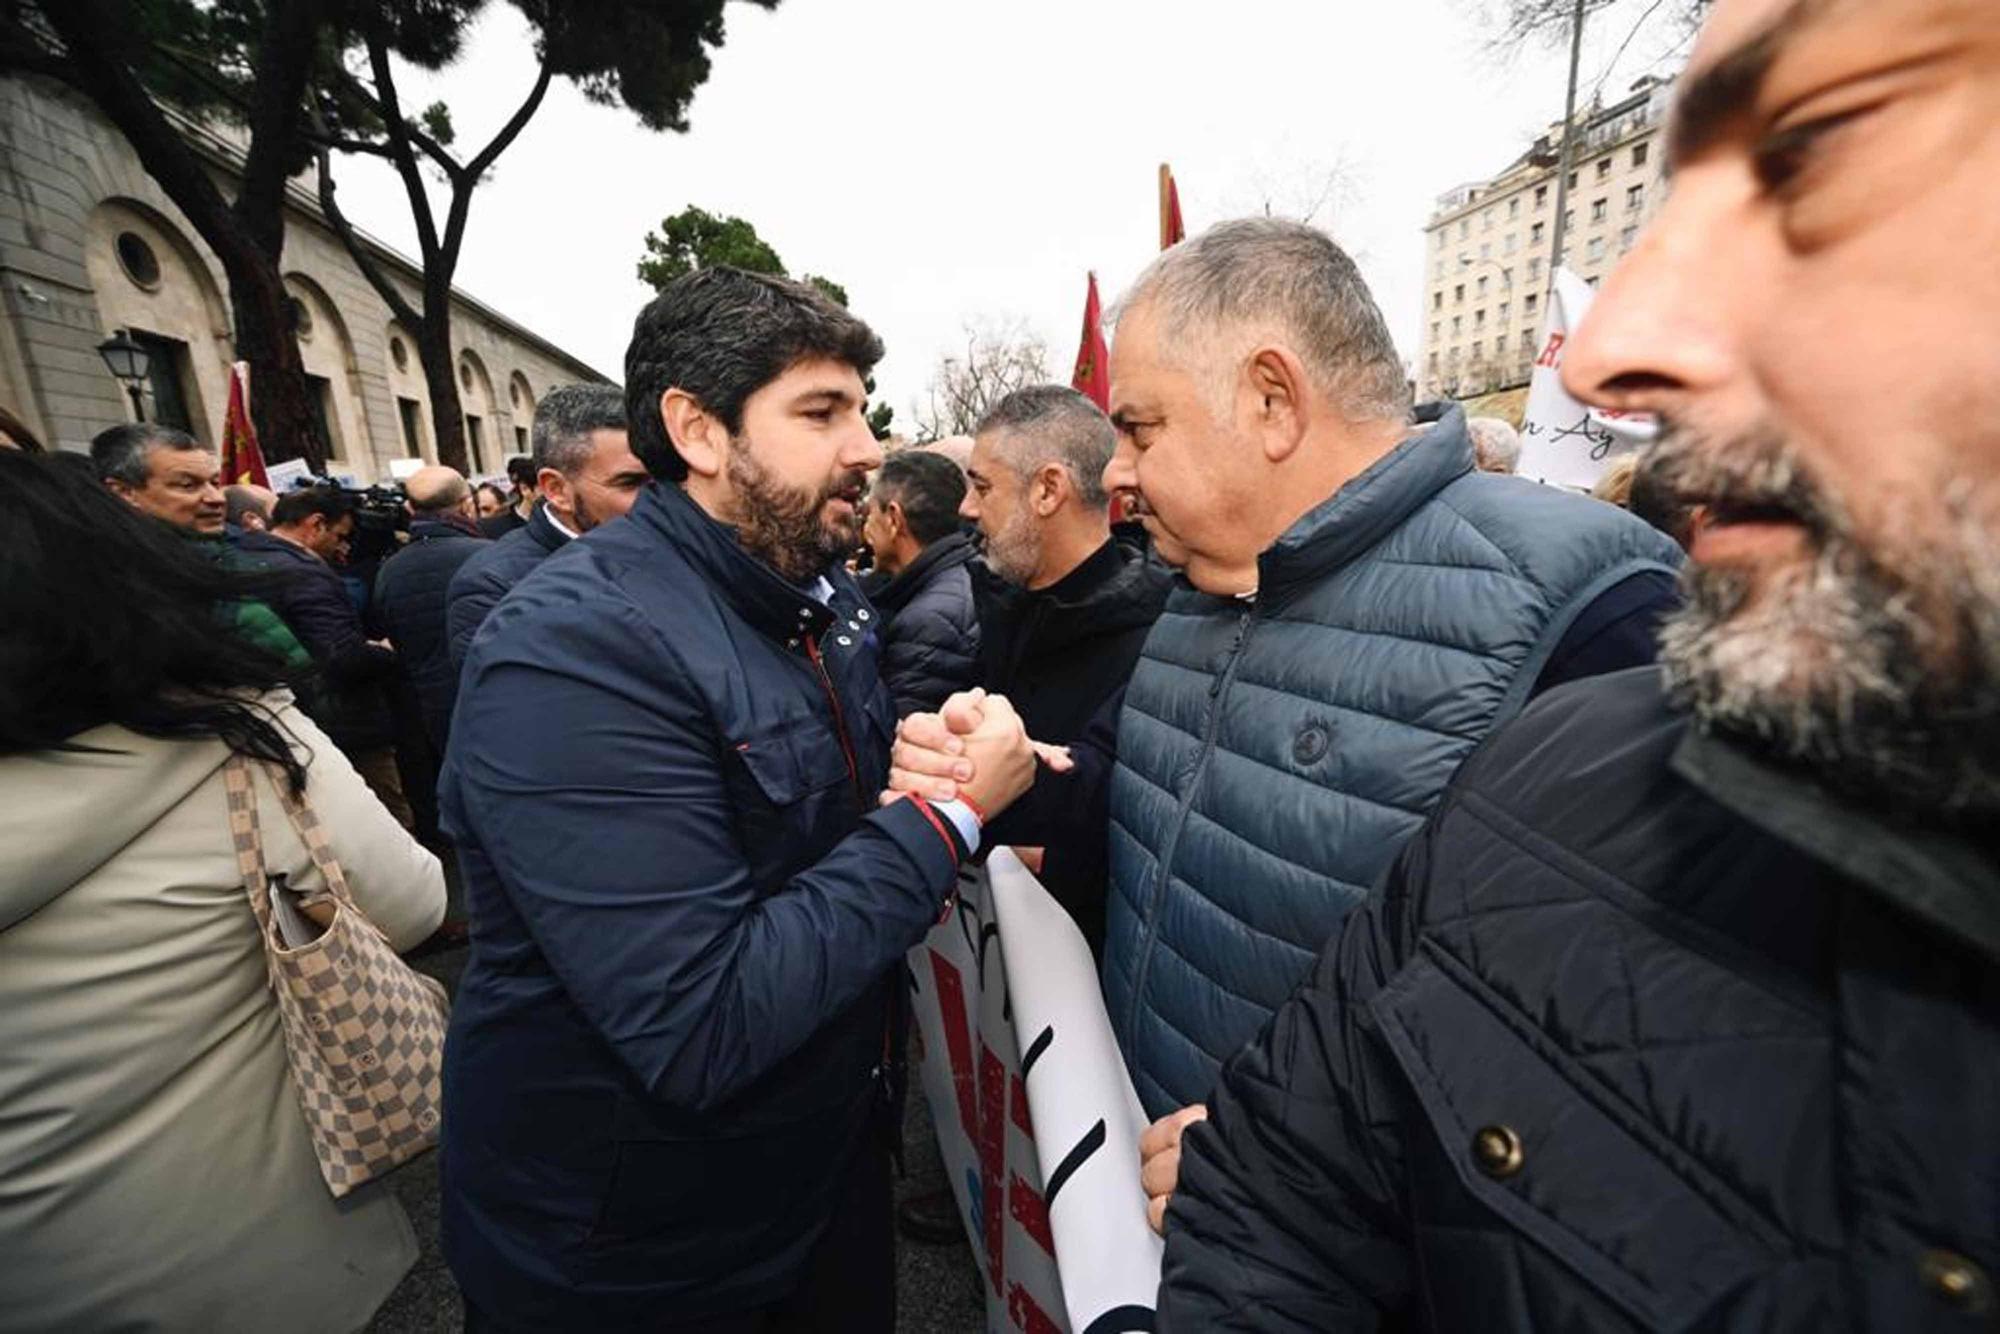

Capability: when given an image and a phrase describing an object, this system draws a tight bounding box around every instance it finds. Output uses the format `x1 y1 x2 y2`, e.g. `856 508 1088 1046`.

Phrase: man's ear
1245 345 1311 465
1032 462 1068 517
105 477 139 507
662 387 724 479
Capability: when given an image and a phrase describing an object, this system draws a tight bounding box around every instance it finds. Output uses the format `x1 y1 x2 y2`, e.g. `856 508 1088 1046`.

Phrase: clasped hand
879 688 1072 817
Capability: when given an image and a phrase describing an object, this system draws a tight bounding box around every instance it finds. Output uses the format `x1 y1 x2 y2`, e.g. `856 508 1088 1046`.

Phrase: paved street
367 936 984 1333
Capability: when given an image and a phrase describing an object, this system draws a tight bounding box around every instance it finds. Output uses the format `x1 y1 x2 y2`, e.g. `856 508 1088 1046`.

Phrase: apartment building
1415 76 1672 403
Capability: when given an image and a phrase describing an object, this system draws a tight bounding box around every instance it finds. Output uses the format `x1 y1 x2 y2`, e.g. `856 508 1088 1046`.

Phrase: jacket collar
1257 403 1475 601
873 531 976 616
410 515 479 542
524 502 570 555
1672 725 2000 966
630 482 843 644
234 529 324 568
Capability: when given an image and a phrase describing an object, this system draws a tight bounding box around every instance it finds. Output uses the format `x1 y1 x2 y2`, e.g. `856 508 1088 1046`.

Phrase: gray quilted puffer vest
1104 406 1683 1116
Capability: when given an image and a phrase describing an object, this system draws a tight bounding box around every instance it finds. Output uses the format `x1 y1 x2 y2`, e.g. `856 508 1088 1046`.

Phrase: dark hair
474 481 508 511
91 421 201 486
533 383 628 476
506 455 538 488
271 485 353 529
876 450 967 546
624 266 884 483
0 451 308 792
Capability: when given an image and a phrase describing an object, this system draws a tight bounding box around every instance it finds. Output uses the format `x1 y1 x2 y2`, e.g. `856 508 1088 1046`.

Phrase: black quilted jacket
1161 666 2000 1331
869 531 981 717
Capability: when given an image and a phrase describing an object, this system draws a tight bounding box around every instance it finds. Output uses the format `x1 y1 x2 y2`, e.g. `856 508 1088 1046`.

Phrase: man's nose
958 492 979 521
1102 438 1137 498
1563 173 1743 415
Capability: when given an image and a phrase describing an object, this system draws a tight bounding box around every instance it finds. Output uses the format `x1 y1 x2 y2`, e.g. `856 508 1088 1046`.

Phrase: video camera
287 475 409 568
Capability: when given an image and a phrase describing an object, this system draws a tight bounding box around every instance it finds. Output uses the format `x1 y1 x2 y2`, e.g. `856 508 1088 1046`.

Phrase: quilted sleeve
1157 816 1432 1330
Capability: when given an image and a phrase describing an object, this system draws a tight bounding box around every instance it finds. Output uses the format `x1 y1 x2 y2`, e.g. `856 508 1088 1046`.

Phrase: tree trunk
417 321 468 473
223 247 324 469
39 0 326 471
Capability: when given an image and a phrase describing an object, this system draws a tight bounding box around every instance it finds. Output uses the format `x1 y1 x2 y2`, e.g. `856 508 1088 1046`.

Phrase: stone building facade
1415 76 1672 403
0 74 610 480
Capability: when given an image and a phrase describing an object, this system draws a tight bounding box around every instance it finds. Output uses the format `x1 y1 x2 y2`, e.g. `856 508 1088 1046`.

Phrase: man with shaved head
374 464 484 749
1149 1 2000 1326
223 483 277 535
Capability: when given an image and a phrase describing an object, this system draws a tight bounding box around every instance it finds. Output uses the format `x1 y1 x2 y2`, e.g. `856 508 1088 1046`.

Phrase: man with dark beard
1145 0 2000 1327
438 267 1043 1331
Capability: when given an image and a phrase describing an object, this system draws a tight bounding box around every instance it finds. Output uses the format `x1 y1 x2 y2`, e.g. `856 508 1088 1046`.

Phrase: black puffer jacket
870 530 981 716
373 517 485 747
1162 666 2000 1331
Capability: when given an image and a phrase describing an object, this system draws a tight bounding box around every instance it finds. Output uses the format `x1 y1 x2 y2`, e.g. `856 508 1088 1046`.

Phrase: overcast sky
327 0 1691 430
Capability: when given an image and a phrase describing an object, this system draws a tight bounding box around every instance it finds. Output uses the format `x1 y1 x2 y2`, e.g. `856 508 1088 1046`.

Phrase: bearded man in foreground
438 267 1039 1331
1149 0 2000 1327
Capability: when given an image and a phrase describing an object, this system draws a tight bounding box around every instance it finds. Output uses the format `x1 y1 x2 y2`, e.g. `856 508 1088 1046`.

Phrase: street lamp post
96 330 151 422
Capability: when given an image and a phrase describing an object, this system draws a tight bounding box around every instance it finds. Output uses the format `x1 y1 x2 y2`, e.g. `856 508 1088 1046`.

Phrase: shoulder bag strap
222 753 282 945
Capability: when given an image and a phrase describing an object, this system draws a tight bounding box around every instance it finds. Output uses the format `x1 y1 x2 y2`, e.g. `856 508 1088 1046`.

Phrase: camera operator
234 484 412 829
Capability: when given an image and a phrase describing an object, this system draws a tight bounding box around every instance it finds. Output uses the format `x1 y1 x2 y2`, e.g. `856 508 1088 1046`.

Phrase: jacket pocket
1371 940 1787 1330
737 718 853 805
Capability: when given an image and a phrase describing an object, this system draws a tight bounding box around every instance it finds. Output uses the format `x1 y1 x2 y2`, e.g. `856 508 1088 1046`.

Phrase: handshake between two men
882 688 1198 1240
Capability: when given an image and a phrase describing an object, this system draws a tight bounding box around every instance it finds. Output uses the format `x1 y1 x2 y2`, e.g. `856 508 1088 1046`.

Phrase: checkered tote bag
223 755 449 1198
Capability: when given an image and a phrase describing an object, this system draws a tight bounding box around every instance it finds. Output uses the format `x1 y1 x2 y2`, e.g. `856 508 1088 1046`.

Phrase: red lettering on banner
1535 331 1566 369
1009 1072 1033 1138
979 1044 1007 1296
1007 1281 1063 1334
1009 1170 1054 1255
929 950 978 1141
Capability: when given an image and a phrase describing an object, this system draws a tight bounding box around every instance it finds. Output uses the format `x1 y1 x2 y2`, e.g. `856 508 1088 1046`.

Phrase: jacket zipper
805 631 896 1102
1125 598 1260 1051
804 633 863 801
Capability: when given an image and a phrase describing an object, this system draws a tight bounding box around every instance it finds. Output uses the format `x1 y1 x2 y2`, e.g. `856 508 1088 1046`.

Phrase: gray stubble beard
1647 431 2000 821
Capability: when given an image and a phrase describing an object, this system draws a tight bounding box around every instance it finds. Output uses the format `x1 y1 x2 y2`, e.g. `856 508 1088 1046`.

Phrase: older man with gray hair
891 218 1684 1136
1467 414 1522 473
446 383 649 668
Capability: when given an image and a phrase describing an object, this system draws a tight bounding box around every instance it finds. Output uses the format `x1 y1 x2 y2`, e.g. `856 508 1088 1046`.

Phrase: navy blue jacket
445 504 568 672
438 483 967 1326
372 516 484 747
232 530 396 752
1161 667 2000 1330
869 530 982 716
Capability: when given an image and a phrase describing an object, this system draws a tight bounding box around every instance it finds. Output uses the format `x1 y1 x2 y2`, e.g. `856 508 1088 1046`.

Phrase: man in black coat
859 448 981 715
234 485 409 826
439 268 1044 1331
373 465 484 749
1147 0 2000 1325
962 384 1172 951
446 383 648 670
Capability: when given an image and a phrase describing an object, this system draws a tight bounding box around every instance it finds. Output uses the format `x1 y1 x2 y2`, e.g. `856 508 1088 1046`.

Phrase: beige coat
0 699 445 1333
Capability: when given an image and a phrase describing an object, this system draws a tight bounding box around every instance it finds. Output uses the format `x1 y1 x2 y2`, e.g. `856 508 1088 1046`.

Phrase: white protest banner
263 457 314 493
1518 267 1657 489
908 850 1162 1333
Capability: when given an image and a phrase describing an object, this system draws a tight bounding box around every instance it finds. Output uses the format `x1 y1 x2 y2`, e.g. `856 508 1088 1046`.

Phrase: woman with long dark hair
0 450 444 1331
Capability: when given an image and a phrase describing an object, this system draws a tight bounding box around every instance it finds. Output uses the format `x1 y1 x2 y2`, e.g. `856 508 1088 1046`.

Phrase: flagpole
1159 164 1172 251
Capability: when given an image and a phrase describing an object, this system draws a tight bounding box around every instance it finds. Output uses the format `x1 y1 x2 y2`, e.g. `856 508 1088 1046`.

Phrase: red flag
1160 163 1185 250
1070 272 1109 412
221 362 269 488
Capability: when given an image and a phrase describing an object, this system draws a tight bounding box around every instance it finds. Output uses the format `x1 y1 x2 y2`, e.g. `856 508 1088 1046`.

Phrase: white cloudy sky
327 0 1692 428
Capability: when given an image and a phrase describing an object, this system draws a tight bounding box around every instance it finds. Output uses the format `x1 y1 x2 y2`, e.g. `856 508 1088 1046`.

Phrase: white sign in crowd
908 850 1163 1334
1518 267 1657 490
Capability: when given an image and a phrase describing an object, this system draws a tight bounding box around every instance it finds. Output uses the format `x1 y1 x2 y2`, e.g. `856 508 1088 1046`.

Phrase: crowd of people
0 0 1995 1328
